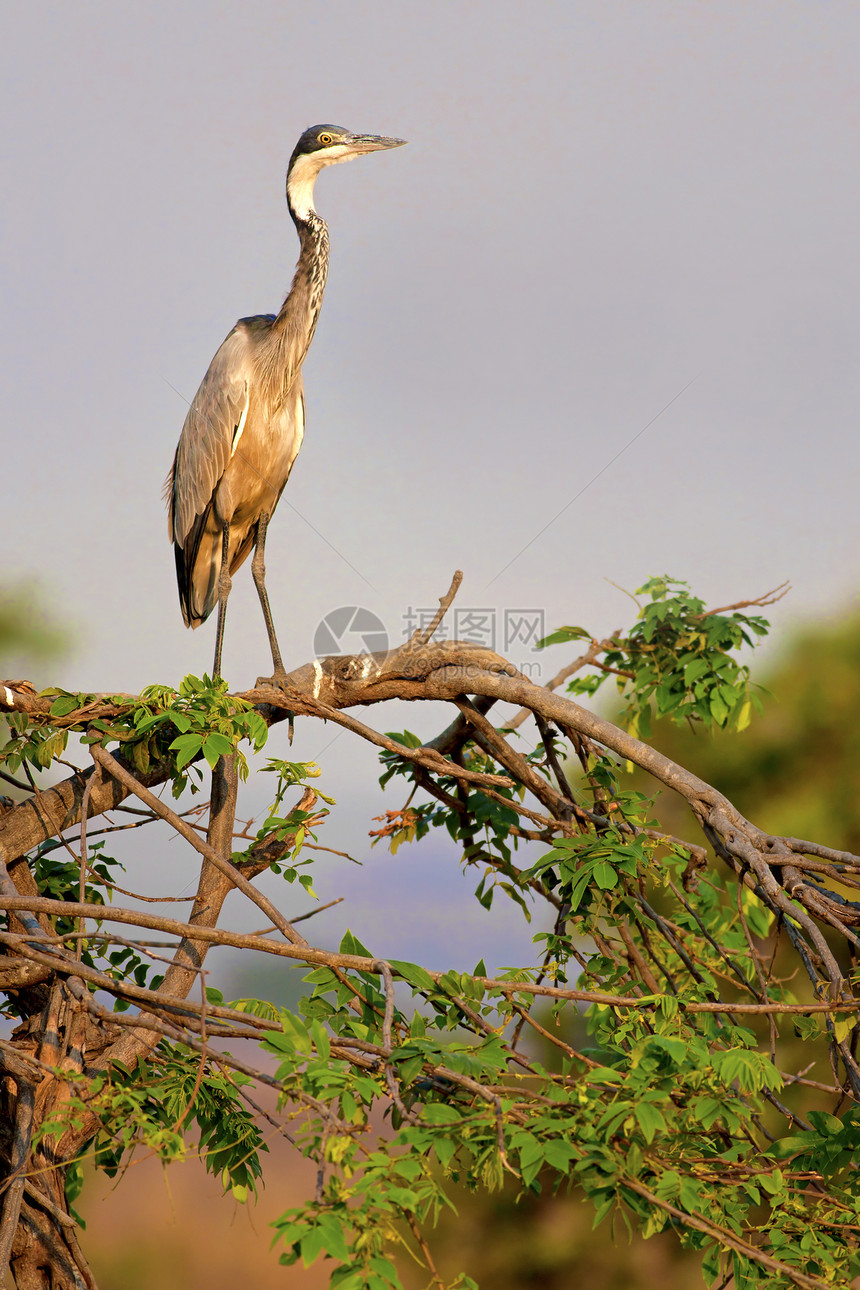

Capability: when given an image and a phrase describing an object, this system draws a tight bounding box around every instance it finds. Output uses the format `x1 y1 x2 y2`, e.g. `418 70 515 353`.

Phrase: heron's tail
174 507 219 629
173 507 257 629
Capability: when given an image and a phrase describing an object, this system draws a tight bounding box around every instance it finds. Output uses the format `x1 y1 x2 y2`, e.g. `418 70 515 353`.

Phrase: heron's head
286 124 406 221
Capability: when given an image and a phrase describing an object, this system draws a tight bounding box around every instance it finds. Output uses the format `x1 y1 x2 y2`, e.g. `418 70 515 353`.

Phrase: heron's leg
212 520 232 681
251 512 287 679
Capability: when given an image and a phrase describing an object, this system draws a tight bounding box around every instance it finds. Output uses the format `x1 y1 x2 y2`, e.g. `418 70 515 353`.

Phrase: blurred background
2 0 859 1284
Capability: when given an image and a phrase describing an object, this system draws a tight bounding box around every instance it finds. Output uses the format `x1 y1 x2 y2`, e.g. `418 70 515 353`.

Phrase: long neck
263 206 330 404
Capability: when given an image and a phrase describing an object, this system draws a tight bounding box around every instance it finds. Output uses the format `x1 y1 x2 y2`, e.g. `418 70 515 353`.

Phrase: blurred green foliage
640 611 860 850
0 581 67 675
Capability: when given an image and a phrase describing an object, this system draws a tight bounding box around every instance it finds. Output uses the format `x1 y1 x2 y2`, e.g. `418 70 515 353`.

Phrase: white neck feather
286 144 356 221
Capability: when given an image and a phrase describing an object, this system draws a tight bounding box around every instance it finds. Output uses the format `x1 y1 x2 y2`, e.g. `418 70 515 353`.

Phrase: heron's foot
255 671 295 742
255 667 291 691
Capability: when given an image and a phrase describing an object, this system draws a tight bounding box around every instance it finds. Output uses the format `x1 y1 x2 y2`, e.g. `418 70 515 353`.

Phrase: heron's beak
344 134 407 154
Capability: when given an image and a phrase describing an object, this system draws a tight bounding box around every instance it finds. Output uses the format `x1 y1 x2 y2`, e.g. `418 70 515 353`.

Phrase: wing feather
165 321 267 627
165 324 256 549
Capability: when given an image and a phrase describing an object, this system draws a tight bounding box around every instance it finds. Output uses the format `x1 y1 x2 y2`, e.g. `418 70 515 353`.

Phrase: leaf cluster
39 1045 267 1204
541 575 769 736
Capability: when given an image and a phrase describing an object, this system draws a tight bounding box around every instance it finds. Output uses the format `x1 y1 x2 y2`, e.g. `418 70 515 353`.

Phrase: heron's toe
255 668 292 691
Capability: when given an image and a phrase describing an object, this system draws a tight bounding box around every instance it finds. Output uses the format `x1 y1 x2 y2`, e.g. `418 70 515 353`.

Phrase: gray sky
2 1 859 973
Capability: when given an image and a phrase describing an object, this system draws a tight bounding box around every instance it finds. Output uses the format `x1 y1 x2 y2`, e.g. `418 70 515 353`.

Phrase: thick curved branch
2 634 858 995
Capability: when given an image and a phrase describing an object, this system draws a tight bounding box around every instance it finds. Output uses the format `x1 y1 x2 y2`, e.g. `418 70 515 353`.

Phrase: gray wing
165 323 257 549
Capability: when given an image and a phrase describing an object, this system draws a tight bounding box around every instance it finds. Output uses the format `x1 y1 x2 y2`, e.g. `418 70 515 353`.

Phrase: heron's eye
318 132 334 145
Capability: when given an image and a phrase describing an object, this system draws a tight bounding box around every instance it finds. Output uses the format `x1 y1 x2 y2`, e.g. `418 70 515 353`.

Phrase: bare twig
76 756 103 963
2 898 858 1020
408 570 463 648
89 744 308 949
699 581 791 618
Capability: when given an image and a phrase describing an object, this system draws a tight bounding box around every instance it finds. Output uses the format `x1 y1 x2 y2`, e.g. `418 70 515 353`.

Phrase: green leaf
832 1013 857 1045
202 732 234 767
708 690 729 725
657 994 679 1022
389 960 435 992
169 732 203 769
759 1169 785 1196
769 1134 814 1160
310 1020 331 1061
807 1110 844 1136
537 625 591 649
49 694 81 718
316 1212 350 1262
634 1101 667 1144
274 1011 311 1054
339 929 372 958
420 1104 463 1125
300 1226 328 1267
647 1034 687 1064
592 860 618 890
585 1066 624 1085
435 1137 456 1168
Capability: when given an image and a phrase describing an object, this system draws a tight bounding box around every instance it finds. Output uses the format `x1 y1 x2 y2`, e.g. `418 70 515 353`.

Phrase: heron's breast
215 391 305 528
